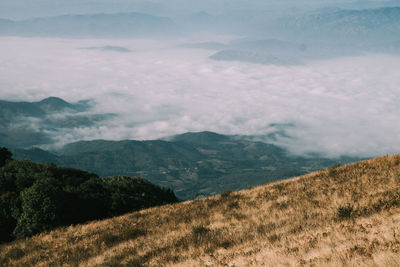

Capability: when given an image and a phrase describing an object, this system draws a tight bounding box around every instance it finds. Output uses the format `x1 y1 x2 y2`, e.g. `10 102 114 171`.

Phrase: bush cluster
0 148 178 243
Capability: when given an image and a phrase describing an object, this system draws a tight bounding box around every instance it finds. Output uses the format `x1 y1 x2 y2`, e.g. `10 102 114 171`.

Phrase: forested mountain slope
14 131 359 200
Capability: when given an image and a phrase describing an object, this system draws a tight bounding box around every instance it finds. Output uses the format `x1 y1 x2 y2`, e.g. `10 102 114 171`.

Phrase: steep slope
1 154 400 266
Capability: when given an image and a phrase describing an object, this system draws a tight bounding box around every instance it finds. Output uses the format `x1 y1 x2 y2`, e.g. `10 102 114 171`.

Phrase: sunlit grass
1 154 400 266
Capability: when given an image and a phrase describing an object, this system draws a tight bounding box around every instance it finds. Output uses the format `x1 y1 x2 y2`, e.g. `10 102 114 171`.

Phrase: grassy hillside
1 154 400 266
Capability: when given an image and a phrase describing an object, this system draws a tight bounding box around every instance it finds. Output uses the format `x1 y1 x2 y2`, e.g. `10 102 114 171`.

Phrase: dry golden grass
2 154 400 266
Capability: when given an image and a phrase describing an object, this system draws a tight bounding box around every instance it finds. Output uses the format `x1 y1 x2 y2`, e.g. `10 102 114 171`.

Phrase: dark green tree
0 192 20 243
0 159 178 242
14 178 63 239
76 177 109 221
0 147 12 167
103 176 178 216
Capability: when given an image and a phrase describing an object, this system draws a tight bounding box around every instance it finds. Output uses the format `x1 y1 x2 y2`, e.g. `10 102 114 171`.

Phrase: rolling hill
1 154 400 266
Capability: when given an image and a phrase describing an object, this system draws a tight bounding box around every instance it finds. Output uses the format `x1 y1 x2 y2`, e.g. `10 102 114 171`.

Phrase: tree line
0 148 178 243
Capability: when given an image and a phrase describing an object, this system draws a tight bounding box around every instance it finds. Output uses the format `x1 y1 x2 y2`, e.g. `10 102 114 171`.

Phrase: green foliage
77 178 109 221
0 192 20 242
104 176 178 217
0 154 178 243
0 160 63 194
0 147 12 167
14 178 63 239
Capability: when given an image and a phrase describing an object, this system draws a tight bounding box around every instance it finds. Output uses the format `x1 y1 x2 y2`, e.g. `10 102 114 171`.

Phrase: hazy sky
1 36 399 157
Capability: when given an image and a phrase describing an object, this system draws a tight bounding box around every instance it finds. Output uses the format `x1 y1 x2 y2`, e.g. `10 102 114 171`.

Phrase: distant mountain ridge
0 12 179 38
1 97 362 200
0 97 89 121
81 46 132 53
206 6 400 65
13 131 360 200
171 131 230 144
206 6 400 66
283 6 400 41
0 97 113 148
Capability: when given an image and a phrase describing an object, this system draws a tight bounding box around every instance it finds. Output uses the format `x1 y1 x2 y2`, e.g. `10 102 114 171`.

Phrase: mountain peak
35 97 72 112
38 96 69 105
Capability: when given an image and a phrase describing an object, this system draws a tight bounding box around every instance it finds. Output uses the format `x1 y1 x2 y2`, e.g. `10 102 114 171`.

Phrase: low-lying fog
1 35 399 157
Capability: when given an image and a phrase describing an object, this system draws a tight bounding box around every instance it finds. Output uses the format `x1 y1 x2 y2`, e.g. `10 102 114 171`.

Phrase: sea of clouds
1 36 400 157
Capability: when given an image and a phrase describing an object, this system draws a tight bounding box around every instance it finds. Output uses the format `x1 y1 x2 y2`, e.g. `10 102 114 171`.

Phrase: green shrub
14 177 64 239
0 192 20 242
0 147 12 168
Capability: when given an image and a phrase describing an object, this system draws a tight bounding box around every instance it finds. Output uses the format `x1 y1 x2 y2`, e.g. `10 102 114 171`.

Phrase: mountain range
198 7 400 65
281 6 400 42
0 97 114 148
0 6 399 42
0 97 363 200
13 131 360 200
0 12 178 38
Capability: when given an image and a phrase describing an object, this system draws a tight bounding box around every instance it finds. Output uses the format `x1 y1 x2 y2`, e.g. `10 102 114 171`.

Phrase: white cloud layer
1 36 400 157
